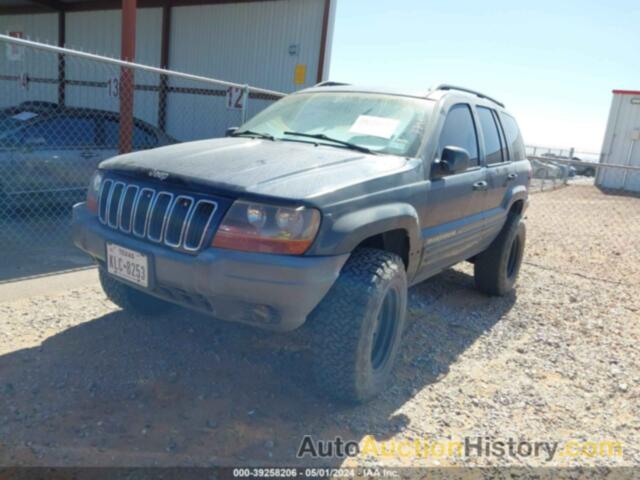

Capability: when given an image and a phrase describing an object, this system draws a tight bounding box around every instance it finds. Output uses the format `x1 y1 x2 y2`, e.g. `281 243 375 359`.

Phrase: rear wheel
474 213 526 296
309 248 407 403
99 268 174 316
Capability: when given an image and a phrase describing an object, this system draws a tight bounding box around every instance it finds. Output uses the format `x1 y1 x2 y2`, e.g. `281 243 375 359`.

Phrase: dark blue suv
72 84 531 403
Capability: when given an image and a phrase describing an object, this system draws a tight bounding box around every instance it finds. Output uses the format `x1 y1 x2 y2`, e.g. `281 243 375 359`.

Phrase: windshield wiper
283 131 374 154
231 130 275 141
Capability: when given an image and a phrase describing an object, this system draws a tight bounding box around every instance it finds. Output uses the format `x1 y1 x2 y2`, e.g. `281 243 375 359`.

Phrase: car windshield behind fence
239 92 433 157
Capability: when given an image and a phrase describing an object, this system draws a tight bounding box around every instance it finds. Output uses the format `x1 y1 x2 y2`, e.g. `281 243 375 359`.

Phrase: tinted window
24 116 96 148
438 104 479 166
103 119 157 150
477 107 504 164
500 113 525 161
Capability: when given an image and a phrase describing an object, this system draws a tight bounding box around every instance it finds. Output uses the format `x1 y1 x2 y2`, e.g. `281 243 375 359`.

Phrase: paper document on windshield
349 115 399 139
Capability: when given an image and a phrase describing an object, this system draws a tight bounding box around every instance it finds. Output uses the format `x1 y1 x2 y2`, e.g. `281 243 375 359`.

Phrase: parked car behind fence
0 103 175 213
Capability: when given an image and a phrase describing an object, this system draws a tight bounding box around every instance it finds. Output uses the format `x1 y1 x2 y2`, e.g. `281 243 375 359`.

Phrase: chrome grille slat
119 185 139 233
184 200 218 251
132 188 155 238
107 181 125 228
97 178 216 252
164 195 195 248
147 191 174 242
98 179 113 224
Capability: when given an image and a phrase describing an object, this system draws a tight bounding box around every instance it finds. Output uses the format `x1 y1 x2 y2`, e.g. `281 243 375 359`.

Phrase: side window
477 106 504 164
133 124 157 149
438 104 479 166
499 112 526 161
24 116 96 148
102 119 157 150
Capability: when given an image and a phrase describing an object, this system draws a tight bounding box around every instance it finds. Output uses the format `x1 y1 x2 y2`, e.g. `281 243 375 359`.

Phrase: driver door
418 103 489 279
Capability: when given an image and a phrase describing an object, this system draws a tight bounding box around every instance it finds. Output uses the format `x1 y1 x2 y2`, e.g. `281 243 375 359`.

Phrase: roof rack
314 81 351 87
429 84 505 108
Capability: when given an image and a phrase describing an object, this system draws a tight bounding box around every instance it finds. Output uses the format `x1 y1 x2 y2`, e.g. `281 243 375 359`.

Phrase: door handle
472 180 488 191
507 173 518 181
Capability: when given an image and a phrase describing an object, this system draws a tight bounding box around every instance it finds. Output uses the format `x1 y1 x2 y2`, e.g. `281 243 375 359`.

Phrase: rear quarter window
500 112 526 161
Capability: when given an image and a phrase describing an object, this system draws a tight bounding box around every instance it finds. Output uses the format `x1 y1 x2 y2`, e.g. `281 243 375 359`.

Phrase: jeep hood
100 137 411 200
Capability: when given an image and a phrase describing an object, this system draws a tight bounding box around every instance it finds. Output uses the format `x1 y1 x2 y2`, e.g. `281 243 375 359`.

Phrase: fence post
241 84 249 124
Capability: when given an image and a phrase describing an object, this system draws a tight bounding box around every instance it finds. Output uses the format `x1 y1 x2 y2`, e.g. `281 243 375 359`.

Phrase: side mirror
436 146 470 176
225 127 239 137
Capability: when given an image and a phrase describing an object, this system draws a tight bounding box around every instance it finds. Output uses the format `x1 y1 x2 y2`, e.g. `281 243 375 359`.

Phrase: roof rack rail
429 84 505 108
314 81 351 87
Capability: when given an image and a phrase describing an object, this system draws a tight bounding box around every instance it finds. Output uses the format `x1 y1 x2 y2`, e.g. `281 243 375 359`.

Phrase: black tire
309 248 407 404
474 213 526 296
99 268 174 316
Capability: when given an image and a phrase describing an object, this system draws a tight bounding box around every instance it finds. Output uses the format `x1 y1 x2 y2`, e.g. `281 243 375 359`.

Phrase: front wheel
474 213 526 296
309 248 407 404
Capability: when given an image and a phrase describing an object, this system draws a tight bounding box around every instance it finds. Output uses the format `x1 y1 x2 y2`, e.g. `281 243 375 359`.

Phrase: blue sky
329 0 640 152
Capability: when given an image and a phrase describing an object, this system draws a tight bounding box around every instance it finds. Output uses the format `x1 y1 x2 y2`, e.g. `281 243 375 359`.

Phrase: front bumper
72 203 348 331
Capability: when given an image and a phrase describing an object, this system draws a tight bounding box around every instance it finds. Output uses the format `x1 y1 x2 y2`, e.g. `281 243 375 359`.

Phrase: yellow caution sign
294 64 307 85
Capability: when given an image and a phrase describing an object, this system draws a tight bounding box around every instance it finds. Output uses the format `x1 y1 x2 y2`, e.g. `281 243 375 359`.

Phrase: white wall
0 13 58 108
65 8 162 125
597 92 640 193
0 0 330 140
166 0 326 140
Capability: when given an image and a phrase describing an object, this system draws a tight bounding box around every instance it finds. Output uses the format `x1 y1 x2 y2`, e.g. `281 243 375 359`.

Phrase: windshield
239 92 433 157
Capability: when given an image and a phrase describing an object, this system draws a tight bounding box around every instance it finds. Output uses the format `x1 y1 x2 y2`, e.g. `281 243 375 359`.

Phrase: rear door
418 103 489 278
476 106 511 230
11 115 98 197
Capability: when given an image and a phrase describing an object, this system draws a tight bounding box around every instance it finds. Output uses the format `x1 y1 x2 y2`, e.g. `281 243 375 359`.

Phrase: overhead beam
0 0 277 14
29 0 65 11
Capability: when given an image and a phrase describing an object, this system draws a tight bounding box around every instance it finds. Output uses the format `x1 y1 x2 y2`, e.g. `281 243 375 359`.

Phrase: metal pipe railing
0 33 286 98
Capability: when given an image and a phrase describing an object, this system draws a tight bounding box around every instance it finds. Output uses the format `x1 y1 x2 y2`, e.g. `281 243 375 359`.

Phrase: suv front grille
98 178 218 252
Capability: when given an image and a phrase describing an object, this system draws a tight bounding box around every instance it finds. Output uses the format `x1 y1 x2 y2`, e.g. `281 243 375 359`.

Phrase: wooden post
119 0 137 154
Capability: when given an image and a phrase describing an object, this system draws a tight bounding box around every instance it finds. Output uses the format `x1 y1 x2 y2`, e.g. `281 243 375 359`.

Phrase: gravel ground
0 184 638 471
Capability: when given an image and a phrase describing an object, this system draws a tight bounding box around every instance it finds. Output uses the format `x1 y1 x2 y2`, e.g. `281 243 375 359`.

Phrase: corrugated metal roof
613 89 640 96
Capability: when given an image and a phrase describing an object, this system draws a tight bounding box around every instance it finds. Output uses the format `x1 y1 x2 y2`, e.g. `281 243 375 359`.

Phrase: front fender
310 203 421 274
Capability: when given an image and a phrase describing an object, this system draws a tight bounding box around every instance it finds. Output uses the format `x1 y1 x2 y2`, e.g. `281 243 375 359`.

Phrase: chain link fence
523 145 640 288
0 34 283 274
0 34 638 288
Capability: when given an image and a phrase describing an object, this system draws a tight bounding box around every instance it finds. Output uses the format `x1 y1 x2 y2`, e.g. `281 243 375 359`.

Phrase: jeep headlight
212 200 321 255
86 170 104 213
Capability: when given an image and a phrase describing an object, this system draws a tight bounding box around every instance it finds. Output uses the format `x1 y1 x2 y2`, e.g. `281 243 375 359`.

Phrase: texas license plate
106 243 149 288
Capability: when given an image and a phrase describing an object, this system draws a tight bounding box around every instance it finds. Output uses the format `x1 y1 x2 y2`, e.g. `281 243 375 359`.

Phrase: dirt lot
0 184 638 470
